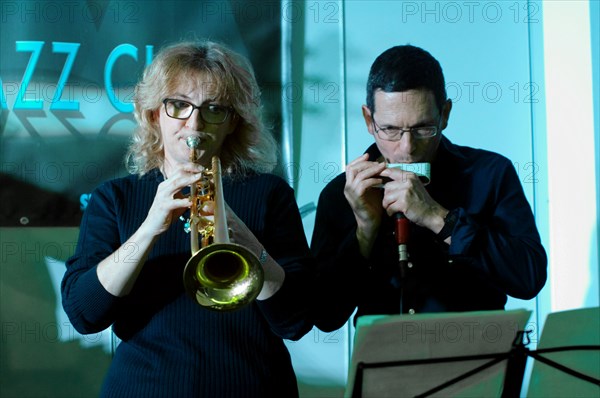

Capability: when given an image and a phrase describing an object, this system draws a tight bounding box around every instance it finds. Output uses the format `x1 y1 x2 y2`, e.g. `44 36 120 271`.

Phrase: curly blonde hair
126 40 278 176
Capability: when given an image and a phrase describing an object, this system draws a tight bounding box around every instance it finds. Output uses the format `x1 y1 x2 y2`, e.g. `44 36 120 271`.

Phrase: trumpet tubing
182 137 264 311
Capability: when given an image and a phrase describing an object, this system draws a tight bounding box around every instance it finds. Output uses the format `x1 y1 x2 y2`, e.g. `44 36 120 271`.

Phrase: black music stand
346 309 532 398
527 307 600 397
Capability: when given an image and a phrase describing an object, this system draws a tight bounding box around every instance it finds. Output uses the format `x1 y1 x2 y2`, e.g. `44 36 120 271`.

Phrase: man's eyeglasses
371 115 440 141
162 98 234 125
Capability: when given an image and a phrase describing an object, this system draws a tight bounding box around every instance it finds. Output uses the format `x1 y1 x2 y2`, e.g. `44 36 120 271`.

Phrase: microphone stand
387 162 430 314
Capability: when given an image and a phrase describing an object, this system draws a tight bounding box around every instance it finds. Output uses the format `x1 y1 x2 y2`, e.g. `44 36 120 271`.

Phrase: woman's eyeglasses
162 98 235 125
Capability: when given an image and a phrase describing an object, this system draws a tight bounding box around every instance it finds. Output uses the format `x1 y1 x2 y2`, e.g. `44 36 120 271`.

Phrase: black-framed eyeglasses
371 115 440 141
162 98 235 124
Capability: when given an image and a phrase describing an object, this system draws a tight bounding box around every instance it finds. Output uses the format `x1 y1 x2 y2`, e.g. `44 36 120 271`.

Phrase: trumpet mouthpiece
186 136 201 149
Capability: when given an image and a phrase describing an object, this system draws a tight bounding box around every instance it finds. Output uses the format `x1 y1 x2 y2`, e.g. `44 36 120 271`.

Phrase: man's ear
440 99 452 131
362 105 375 136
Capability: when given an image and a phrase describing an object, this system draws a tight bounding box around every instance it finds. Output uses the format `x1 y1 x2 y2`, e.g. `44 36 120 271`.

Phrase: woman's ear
150 108 159 123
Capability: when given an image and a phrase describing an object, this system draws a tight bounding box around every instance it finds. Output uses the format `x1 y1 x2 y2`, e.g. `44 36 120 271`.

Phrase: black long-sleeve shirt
311 136 547 332
61 169 314 397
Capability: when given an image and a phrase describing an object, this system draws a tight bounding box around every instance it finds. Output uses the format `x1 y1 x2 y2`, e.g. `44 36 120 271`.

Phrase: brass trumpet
182 136 264 311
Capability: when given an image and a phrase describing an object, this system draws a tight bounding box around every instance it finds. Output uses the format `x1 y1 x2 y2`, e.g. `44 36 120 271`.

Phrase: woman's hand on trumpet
96 163 204 297
141 163 204 237
223 203 262 256
223 202 285 300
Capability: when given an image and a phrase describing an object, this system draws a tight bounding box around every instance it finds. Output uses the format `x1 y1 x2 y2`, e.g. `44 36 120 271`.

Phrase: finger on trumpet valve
199 200 215 216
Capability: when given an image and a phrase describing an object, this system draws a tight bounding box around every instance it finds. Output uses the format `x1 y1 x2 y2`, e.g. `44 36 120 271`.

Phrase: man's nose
398 130 415 151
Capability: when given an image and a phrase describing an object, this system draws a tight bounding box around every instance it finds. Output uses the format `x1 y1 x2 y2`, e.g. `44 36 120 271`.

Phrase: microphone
387 162 431 266
395 212 410 314
394 212 410 263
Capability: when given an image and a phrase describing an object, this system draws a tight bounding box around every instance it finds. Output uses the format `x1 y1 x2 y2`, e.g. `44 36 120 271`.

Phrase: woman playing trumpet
61 40 314 397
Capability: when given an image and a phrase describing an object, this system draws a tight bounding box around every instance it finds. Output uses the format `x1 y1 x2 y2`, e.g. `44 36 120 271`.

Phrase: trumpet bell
183 243 264 311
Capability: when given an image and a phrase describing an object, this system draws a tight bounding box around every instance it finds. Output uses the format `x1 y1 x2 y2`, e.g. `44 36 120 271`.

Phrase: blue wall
289 1 599 396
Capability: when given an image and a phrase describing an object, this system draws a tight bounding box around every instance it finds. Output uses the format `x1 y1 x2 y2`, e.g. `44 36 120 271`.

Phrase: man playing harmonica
311 45 547 331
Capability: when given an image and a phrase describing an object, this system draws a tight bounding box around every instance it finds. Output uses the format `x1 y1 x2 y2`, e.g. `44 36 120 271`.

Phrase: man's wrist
436 208 459 241
355 225 378 259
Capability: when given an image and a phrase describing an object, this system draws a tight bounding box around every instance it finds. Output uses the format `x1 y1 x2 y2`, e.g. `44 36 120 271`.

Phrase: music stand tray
346 309 532 398
527 307 600 397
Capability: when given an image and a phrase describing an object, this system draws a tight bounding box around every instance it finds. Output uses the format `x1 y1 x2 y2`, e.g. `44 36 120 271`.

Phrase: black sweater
61 170 314 397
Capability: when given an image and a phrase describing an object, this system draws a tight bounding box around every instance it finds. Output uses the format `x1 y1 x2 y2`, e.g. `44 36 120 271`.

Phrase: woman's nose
185 108 205 130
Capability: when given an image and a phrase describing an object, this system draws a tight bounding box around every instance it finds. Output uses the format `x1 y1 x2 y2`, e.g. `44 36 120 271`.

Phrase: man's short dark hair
366 45 447 113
